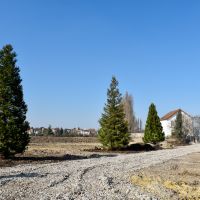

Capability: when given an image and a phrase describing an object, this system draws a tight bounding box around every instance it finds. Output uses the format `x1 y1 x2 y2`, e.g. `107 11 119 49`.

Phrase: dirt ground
0 136 159 167
131 152 200 200
0 137 102 167
0 136 177 168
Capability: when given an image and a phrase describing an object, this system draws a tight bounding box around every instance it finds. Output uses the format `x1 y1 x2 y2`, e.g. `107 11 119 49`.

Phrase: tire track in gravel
60 145 200 200
0 144 200 200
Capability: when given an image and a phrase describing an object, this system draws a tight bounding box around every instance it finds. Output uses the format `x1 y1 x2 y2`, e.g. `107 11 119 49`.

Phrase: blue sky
0 0 200 128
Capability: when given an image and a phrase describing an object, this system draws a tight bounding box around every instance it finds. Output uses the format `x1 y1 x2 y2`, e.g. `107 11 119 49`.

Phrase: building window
171 121 175 128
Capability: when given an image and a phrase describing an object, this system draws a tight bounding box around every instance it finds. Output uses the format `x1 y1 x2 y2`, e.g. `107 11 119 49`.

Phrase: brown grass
30 136 99 143
131 152 200 200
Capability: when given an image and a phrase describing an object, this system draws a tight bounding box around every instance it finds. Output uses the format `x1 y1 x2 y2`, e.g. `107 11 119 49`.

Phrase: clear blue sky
0 0 200 129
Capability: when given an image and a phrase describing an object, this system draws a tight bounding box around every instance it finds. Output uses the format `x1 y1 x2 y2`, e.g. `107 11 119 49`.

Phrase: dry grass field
0 136 174 167
28 136 101 156
0 136 102 167
0 136 153 167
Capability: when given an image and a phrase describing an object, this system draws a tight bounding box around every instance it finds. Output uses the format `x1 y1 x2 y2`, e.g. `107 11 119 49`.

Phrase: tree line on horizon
29 126 97 137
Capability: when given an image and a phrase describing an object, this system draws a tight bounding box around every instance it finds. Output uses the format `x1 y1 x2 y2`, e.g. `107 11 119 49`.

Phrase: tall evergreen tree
172 110 184 141
122 92 135 133
0 45 29 158
143 103 165 144
98 76 130 150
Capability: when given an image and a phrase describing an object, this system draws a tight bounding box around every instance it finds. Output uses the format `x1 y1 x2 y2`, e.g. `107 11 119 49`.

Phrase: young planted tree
122 92 135 133
143 103 165 144
47 125 54 136
0 45 30 158
172 110 184 141
98 76 130 150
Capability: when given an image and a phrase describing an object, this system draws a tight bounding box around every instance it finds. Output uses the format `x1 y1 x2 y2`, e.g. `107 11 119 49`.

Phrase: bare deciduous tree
193 116 200 142
122 92 135 133
134 118 143 133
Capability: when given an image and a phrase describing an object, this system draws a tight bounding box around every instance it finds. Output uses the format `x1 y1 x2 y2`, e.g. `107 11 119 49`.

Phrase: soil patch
85 143 159 153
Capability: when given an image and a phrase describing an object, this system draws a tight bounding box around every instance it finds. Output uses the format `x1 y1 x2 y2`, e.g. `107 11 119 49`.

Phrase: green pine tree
172 110 184 141
143 103 165 144
98 76 130 150
0 44 30 158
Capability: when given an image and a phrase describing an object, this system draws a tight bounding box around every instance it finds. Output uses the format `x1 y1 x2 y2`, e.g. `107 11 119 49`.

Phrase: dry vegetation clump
163 180 200 199
131 174 200 200
131 152 200 200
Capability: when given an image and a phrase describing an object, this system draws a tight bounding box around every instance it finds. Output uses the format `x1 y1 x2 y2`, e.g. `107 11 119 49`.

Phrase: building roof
161 109 192 121
160 109 181 121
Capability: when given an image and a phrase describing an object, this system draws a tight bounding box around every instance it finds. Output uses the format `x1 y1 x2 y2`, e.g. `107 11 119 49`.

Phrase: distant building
160 109 193 137
76 128 96 136
27 128 34 135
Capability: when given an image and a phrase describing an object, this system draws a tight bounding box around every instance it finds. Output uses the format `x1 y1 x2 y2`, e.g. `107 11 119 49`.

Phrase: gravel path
0 144 200 200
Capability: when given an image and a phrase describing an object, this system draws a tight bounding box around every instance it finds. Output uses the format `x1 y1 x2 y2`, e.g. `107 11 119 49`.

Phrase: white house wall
161 115 176 137
161 120 171 137
161 111 193 137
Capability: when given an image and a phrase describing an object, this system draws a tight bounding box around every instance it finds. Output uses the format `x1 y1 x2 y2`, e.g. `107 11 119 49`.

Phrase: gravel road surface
0 144 200 200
